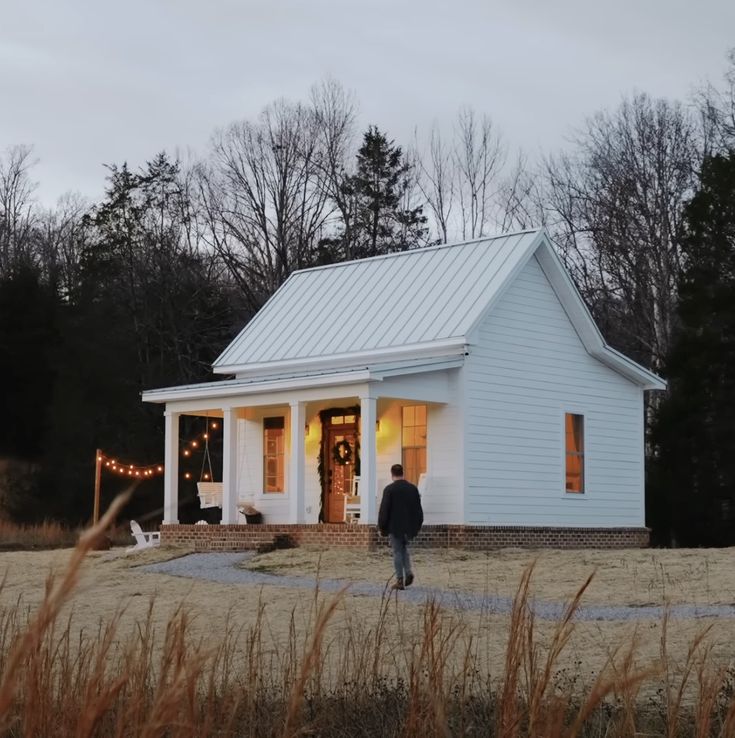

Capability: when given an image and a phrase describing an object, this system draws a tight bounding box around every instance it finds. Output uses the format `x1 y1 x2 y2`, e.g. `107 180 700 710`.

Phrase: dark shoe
391 578 405 590
405 573 414 587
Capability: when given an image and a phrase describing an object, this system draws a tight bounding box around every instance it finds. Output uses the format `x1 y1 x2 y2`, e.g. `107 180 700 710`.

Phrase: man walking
378 463 424 590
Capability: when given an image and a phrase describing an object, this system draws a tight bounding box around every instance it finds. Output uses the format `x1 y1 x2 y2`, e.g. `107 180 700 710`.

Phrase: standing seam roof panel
384 244 484 345
265 263 363 361
375 243 482 348
339 246 449 353
324 249 422 351
214 231 543 369
409 239 505 342
240 267 332 364
307 257 405 357
445 233 538 334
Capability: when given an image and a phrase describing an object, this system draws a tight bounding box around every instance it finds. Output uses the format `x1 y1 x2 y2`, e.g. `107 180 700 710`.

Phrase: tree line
1 55 734 541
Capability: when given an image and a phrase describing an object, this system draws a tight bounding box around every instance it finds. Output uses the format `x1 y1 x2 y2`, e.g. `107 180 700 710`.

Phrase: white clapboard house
142 229 664 546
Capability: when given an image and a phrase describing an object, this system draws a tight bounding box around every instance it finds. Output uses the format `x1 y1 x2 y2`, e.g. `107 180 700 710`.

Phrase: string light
97 417 222 483
97 452 165 478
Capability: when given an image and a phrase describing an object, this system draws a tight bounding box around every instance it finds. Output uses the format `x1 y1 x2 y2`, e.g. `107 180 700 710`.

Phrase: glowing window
401 405 427 485
263 417 285 493
565 414 584 494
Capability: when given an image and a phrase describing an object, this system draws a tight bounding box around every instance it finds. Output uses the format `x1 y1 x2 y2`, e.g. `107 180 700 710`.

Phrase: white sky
1 0 733 206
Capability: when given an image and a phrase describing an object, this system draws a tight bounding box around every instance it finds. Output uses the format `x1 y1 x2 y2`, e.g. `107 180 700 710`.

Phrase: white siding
376 372 464 524
236 407 291 523
464 255 645 527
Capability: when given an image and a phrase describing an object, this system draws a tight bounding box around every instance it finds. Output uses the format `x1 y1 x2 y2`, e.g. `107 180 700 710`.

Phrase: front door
324 415 359 523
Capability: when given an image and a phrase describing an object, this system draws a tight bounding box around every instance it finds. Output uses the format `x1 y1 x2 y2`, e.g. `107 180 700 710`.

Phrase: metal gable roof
214 229 543 374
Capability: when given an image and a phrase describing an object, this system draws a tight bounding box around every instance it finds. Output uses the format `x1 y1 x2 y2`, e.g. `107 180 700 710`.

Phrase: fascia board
214 338 468 377
142 370 375 404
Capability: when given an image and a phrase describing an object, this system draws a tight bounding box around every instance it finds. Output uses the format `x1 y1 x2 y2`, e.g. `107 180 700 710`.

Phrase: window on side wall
402 405 427 486
263 416 285 493
565 413 584 494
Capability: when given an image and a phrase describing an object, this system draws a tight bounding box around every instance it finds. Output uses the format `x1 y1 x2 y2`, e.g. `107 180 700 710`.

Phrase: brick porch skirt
161 524 650 551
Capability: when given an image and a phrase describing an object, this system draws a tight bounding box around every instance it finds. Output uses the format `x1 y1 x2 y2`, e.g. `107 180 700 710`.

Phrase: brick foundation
161 523 649 551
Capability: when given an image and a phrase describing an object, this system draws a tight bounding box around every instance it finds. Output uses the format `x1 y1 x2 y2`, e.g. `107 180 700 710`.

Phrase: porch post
289 401 306 523
163 410 180 524
359 394 378 524
221 407 239 524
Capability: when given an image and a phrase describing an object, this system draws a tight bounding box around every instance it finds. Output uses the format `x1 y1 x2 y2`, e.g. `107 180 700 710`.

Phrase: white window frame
561 407 587 499
262 415 286 495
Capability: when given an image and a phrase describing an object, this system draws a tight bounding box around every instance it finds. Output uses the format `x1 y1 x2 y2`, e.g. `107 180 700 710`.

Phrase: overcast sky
1 0 733 206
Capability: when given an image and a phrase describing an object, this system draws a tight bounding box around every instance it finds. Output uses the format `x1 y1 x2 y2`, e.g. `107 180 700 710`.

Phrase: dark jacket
378 479 424 539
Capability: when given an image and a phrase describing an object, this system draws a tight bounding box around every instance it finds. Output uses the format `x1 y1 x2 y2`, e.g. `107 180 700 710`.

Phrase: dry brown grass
242 545 735 607
4 523 735 735
0 519 133 550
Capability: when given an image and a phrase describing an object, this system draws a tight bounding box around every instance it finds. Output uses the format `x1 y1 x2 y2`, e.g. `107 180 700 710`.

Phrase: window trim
561 408 587 499
401 404 428 486
262 415 286 494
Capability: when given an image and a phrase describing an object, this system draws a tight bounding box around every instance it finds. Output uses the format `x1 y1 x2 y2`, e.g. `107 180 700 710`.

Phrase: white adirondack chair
127 520 161 552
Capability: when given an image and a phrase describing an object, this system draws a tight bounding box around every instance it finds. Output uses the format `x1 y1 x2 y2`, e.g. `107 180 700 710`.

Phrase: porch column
289 401 307 523
359 394 378 524
163 410 180 524
221 407 239 524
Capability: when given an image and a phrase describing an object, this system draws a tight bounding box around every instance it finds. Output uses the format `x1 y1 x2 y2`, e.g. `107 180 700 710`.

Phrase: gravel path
140 553 735 622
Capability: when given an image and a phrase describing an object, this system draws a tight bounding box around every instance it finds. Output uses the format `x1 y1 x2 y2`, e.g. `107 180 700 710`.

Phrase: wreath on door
332 439 353 466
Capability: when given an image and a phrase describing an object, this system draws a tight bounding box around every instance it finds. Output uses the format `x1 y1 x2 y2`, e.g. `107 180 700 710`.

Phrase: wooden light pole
93 449 102 525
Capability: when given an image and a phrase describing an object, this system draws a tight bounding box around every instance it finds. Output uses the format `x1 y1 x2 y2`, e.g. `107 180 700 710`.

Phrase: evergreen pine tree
652 152 735 545
338 126 426 259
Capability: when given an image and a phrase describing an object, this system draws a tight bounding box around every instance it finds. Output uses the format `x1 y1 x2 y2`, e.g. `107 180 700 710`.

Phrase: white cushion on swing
197 482 223 508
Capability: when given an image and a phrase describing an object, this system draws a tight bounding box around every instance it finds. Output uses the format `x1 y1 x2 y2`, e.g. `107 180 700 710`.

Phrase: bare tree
697 48 735 155
416 124 455 244
310 79 359 257
454 107 506 240
0 145 38 274
35 192 89 299
198 99 333 311
542 93 700 372
416 108 532 243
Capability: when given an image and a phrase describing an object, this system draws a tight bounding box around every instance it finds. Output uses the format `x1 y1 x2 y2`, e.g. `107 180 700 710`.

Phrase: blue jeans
389 534 412 582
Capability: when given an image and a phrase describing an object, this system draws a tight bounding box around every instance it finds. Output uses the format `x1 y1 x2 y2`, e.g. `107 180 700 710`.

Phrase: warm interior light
203 473 209 480
105 461 110 467
191 441 198 448
203 433 208 439
211 422 218 429
157 466 163 472
183 450 190 457
184 472 191 479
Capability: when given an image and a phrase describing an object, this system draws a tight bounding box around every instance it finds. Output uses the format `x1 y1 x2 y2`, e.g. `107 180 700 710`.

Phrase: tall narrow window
565 413 584 494
402 405 427 485
263 417 285 493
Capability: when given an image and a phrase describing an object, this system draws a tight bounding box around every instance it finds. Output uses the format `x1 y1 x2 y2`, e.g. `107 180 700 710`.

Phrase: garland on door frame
316 406 361 523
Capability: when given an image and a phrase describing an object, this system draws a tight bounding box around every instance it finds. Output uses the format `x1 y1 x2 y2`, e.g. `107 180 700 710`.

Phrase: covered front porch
143 365 459 529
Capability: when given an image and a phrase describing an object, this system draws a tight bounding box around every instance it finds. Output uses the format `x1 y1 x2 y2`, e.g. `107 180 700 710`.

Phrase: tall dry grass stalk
1 516 735 736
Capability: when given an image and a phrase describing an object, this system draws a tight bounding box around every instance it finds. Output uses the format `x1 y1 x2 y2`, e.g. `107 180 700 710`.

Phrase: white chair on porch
127 520 161 552
344 476 361 523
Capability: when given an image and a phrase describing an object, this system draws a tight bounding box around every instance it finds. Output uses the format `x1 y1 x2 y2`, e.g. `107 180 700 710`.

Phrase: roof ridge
290 227 543 276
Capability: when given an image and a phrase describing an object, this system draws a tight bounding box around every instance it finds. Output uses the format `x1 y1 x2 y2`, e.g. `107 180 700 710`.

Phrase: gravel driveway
141 552 735 622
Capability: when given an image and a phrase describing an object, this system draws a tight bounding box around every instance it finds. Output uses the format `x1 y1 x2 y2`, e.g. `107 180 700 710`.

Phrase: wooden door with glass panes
324 413 359 523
